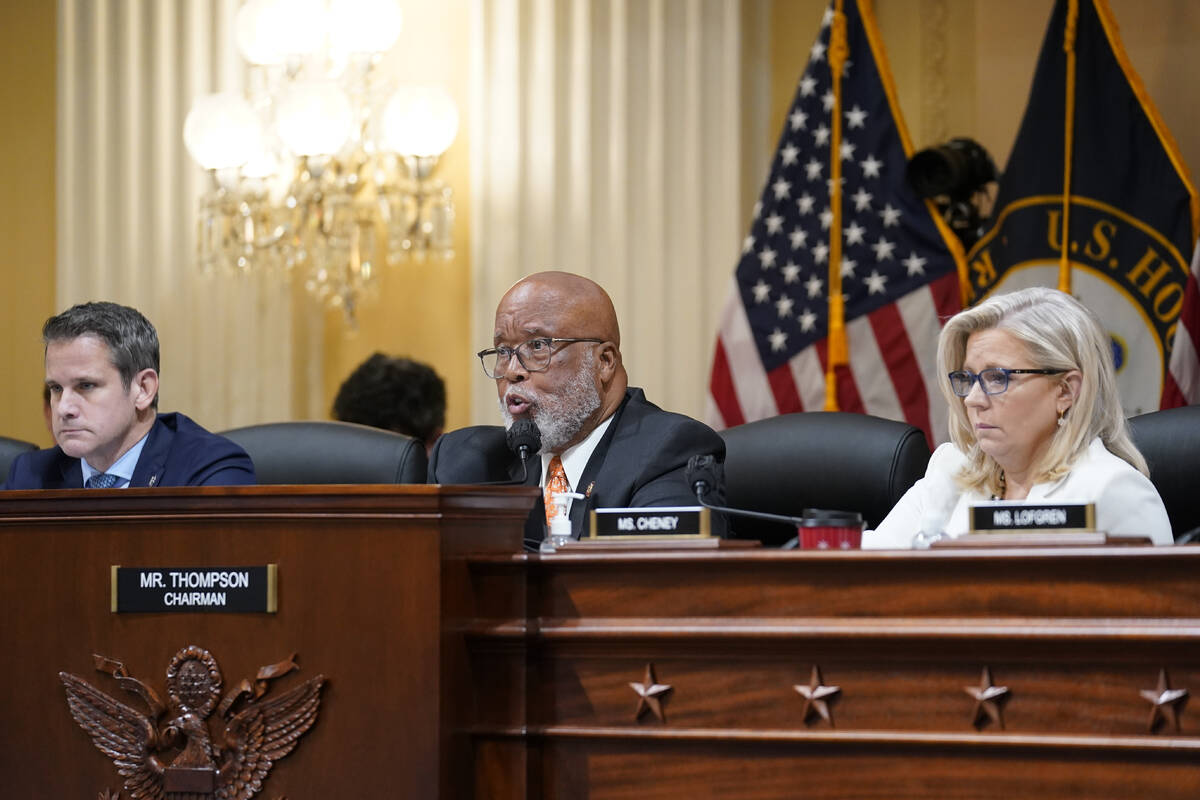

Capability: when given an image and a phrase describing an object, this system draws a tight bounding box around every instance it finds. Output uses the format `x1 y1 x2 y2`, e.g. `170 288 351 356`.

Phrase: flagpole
1058 0 1079 293
824 0 848 411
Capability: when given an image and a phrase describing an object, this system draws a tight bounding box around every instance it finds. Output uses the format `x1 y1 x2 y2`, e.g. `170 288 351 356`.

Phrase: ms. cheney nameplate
111 565 278 613
589 507 712 539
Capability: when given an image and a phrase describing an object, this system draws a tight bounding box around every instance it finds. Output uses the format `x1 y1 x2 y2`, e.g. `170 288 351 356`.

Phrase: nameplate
588 507 711 539
968 502 1095 533
111 565 277 613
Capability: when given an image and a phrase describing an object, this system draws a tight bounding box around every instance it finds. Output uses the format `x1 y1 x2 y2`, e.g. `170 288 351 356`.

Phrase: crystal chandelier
182 0 458 324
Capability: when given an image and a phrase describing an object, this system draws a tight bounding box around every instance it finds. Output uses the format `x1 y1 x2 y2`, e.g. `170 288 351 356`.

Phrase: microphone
685 454 806 530
507 418 541 460
506 419 541 483
686 454 720 500
462 419 543 488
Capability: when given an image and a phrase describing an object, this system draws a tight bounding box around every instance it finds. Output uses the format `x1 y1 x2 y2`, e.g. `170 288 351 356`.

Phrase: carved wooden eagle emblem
60 646 324 800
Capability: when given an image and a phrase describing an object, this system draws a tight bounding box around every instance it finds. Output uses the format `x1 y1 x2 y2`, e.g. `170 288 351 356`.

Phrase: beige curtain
57 0 311 430
469 0 768 423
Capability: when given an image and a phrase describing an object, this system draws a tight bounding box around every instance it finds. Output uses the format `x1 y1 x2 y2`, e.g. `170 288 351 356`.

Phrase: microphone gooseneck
685 454 805 529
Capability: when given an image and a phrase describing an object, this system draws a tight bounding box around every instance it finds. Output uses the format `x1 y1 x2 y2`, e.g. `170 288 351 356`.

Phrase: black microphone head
686 454 719 498
506 418 542 459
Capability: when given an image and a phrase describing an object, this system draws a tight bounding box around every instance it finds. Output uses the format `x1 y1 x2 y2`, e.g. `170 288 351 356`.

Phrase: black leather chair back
1128 405 1200 541
719 412 932 545
0 436 38 485
220 421 427 485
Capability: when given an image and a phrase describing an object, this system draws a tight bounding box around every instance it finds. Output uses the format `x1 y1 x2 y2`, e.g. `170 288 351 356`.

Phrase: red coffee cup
798 509 864 550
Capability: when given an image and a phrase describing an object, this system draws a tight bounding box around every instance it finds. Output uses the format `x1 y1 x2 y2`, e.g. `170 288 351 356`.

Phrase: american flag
707 0 964 447
1165 242 1200 406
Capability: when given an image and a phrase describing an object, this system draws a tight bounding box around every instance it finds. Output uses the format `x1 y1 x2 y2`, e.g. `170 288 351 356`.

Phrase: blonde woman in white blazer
865 287 1171 548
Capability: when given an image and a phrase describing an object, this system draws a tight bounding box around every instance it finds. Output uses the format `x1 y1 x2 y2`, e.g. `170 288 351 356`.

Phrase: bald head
498 272 621 347
492 271 628 451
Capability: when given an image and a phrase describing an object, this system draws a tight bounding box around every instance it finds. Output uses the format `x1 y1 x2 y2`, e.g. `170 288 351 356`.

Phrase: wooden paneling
464 548 1200 798
4 492 1197 797
0 485 536 798
526 738 1200 800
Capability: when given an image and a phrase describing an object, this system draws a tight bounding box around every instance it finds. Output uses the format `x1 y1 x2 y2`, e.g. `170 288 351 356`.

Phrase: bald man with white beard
428 271 728 546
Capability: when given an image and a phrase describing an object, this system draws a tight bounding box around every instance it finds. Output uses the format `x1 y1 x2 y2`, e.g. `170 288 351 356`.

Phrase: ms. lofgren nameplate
111 565 277 613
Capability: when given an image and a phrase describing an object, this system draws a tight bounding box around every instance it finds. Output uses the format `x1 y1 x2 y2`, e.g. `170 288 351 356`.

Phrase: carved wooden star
794 666 841 727
630 663 672 722
964 667 1010 730
1140 668 1189 733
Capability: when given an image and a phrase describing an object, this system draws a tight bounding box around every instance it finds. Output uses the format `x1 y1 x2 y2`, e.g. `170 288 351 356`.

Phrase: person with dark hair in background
3 301 255 489
332 353 446 454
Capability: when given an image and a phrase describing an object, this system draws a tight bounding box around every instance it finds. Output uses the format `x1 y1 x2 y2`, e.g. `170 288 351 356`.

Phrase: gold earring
1057 408 1067 428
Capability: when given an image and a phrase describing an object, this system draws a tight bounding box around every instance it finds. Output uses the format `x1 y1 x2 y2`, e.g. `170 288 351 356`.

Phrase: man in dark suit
428 271 725 544
2 302 254 490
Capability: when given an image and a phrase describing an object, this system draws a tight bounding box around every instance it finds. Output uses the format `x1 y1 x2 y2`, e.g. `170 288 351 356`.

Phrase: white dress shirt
864 436 1173 548
81 431 151 489
539 415 615 497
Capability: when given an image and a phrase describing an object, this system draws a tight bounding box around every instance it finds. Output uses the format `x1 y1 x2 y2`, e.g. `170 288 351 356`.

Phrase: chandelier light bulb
183 92 263 170
329 0 404 56
186 2 458 321
381 87 459 158
275 81 354 157
237 0 326 65
235 0 282 65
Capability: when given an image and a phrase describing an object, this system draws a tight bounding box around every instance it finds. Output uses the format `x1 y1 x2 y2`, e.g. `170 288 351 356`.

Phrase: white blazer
864 437 1173 548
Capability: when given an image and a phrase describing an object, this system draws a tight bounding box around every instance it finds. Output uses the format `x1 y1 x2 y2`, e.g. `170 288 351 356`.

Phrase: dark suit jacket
428 387 726 544
2 412 256 490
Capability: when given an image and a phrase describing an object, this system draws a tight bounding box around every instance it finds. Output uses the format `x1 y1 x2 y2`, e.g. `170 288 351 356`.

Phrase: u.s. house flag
707 0 965 447
966 0 1199 415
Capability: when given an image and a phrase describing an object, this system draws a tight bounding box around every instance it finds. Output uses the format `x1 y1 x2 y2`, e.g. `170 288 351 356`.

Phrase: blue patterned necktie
86 473 119 489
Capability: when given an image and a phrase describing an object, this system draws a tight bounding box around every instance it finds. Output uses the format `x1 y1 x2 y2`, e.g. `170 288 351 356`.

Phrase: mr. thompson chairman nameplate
111 565 278 613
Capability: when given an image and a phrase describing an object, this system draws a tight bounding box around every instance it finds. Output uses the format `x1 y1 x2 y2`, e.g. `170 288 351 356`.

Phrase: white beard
498 350 602 453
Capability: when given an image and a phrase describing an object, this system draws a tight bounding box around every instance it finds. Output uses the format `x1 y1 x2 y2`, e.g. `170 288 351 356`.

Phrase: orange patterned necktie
544 455 570 524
